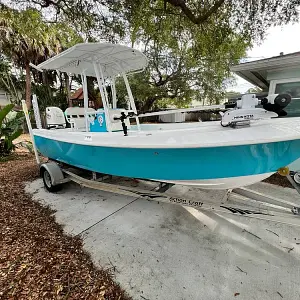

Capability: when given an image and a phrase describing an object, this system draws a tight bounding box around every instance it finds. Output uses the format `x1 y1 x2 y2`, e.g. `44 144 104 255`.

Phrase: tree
18 0 300 41
6 0 300 111
162 0 299 39
0 5 62 108
9 0 126 42
0 55 25 104
0 4 83 109
112 0 249 111
116 38 246 111
0 104 24 156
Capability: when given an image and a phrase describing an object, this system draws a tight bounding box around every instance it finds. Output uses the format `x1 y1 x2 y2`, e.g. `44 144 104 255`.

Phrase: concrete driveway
26 179 300 300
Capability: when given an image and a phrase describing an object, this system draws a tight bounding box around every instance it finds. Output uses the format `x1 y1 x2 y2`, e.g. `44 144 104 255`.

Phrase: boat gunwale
32 122 300 149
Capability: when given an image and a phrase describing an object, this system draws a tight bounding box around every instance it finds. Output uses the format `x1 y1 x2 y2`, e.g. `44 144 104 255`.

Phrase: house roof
230 51 300 90
70 88 84 100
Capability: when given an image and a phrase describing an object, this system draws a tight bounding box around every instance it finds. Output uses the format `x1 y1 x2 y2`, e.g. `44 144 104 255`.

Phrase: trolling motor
221 93 291 127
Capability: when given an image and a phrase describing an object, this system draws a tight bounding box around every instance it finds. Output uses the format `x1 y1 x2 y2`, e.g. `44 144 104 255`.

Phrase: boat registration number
84 135 92 141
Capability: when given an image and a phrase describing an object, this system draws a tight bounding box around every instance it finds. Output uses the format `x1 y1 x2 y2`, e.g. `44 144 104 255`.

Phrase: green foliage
0 56 24 105
0 5 83 66
0 104 24 156
32 84 69 112
0 6 58 66
3 0 300 111
111 0 300 109
20 0 300 42
15 0 126 42
112 0 249 110
116 0 299 42
0 104 14 125
0 4 83 107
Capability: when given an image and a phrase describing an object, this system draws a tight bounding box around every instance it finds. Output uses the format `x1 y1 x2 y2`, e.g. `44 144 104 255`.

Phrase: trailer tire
41 167 62 192
294 172 300 184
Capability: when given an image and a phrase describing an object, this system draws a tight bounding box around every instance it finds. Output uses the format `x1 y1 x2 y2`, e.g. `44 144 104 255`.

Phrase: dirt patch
13 134 32 154
263 173 294 189
0 153 131 300
14 133 31 144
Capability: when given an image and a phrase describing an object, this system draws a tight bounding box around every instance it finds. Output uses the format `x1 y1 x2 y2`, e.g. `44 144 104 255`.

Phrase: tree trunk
25 61 31 109
42 70 48 85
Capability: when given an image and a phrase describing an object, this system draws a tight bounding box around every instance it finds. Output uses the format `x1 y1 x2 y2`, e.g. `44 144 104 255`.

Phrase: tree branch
165 0 225 24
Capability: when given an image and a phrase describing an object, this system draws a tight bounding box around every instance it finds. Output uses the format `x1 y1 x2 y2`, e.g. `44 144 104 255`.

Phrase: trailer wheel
294 172 300 184
41 167 62 192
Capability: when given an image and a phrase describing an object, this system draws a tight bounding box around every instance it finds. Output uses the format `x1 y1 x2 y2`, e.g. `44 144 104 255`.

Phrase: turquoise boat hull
34 135 300 183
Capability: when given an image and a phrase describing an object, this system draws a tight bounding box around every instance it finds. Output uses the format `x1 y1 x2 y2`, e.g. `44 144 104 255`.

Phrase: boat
29 43 300 189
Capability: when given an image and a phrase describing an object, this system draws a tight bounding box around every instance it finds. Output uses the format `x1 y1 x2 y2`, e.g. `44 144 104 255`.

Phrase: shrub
0 104 24 156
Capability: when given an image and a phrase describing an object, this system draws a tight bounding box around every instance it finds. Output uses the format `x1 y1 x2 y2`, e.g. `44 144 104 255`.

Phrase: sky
229 23 300 93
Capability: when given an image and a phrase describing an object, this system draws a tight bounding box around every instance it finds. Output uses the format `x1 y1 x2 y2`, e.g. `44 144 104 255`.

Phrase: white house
231 51 300 117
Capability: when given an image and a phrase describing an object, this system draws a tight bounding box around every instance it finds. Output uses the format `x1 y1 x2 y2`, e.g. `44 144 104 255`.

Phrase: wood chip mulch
0 154 131 300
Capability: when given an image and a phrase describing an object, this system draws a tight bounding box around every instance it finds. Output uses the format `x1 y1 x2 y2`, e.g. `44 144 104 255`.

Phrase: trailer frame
39 160 300 228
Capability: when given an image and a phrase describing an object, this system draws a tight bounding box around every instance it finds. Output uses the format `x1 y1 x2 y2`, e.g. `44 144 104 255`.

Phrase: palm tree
0 5 61 108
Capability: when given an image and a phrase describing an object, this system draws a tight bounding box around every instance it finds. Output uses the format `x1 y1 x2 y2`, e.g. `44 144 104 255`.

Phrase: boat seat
45 107 66 129
65 107 96 130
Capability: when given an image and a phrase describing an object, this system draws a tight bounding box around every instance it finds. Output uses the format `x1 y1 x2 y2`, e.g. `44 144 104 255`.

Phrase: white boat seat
45 107 66 129
65 107 96 130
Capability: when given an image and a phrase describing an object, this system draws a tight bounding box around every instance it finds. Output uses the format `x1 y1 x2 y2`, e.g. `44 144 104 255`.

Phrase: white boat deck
34 117 300 148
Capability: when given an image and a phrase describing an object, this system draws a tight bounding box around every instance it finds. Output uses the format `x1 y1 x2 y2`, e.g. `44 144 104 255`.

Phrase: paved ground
26 179 300 300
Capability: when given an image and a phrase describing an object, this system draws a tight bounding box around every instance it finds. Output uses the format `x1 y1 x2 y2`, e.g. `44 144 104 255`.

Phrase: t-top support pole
93 62 111 131
121 72 141 131
81 71 89 132
111 77 117 109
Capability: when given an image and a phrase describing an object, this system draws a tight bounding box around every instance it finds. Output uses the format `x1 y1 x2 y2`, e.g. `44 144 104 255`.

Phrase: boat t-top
26 43 300 190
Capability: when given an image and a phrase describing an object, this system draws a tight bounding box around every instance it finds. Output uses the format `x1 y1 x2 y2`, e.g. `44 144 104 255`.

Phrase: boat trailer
21 98 300 228
39 160 300 228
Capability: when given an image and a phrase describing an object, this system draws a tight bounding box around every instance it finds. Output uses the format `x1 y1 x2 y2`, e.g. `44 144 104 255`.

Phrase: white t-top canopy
37 43 148 78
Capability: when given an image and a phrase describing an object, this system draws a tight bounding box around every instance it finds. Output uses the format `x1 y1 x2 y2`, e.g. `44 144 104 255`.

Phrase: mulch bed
0 153 131 300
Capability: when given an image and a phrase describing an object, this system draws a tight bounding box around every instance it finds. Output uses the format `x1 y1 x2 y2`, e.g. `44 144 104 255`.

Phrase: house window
275 81 300 99
275 81 300 117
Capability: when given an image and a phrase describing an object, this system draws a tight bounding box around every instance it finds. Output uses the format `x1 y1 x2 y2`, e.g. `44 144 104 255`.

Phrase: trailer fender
40 162 65 186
